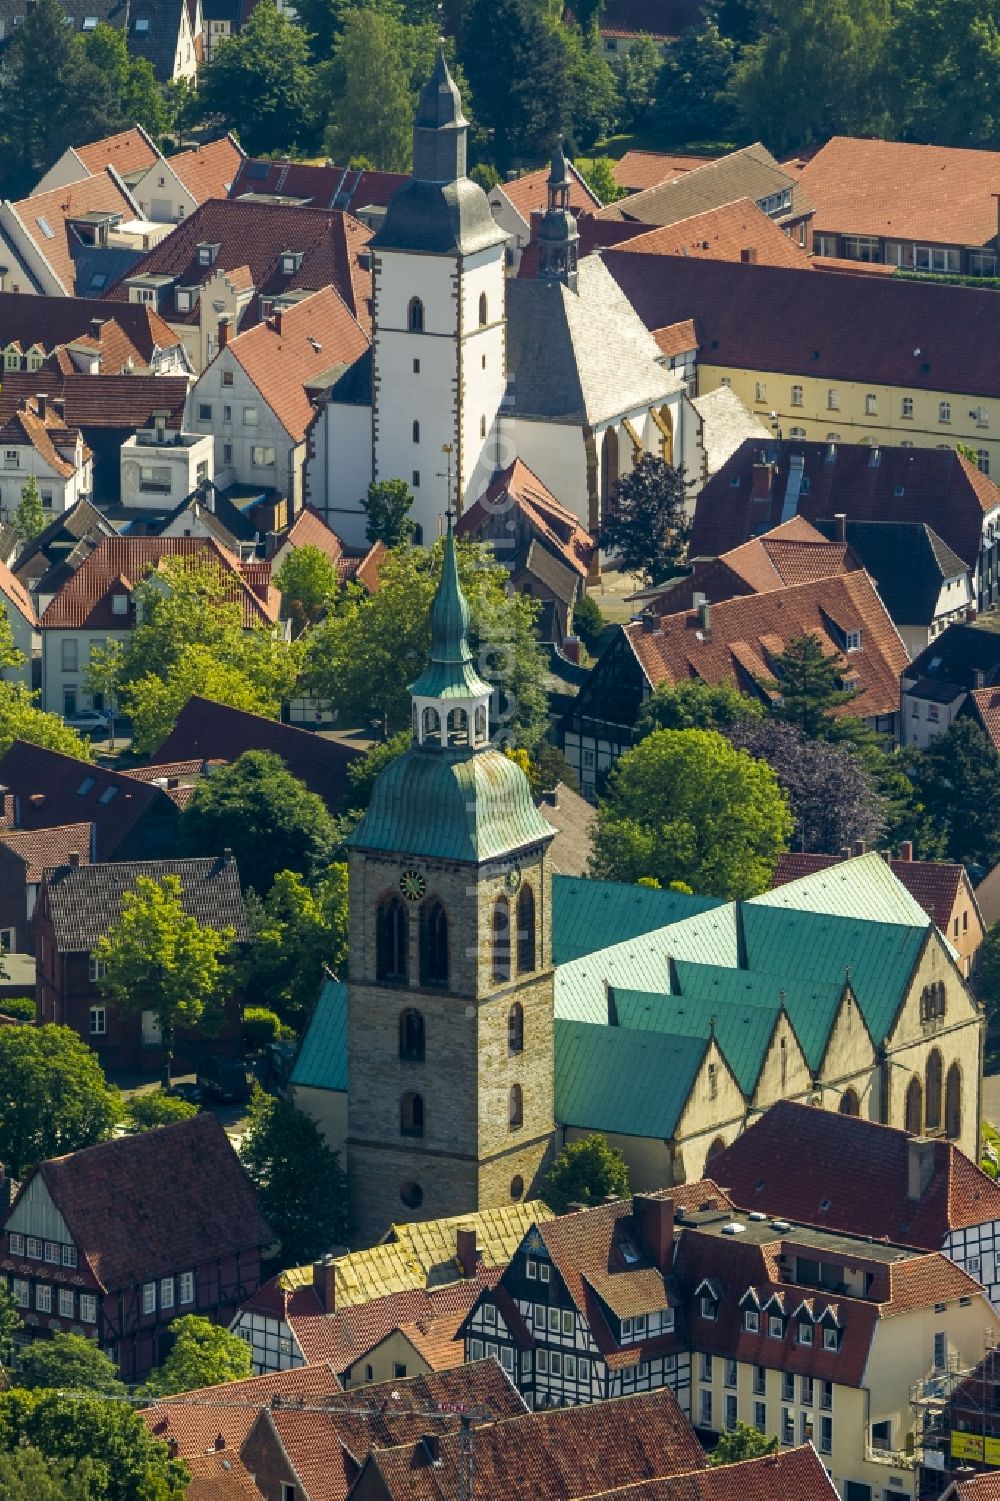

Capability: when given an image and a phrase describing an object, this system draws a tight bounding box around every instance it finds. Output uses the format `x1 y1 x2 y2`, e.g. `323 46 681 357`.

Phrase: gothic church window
399 1008 425 1061
509 1083 523 1130
517 884 536 973
508 1001 524 1055
420 901 448 988
493 895 511 984
946 1063 961 1139
925 1048 943 1131
905 1075 923 1135
479 292 488 325
400 1091 424 1137
377 896 408 984
408 297 424 332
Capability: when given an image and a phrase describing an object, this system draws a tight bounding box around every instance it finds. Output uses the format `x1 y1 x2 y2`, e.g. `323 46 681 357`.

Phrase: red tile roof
0 292 183 368
74 127 160 180
10 170 139 294
615 199 812 269
968 685 1000 753
459 458 595 579
613 152 716 194
571 1445 839 1501
6 1113 274 1293
230 159 407 213
227 286 369 442
0 372 188 433
597 0 702 38
39 536 279 631
689 439 1000 574
603 251 1000 401
946 1477 1000 1501
392 1309 469 1370
0 397 89 482
275 506 346 566
625 571 909 721
771 850 968 934
167 135 244 205
0 821 92 883
709 1099 1000 1249
799 135 1000 248
498 164 600 223
654 318 698 357
141 1361 343 1457
646 517 858 614
184 1452 262 1501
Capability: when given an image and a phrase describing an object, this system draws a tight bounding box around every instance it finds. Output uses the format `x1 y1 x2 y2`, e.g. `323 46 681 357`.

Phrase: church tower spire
409 515 492 751
412 48 468 184
537 139 579 291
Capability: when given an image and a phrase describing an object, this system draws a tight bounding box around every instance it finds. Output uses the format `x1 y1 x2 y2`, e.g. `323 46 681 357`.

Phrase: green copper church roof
410 519 492 701
347 747 555 862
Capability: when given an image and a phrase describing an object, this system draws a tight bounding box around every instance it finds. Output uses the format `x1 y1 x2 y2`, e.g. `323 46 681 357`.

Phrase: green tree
908 719 1000 869
578 156 624 204
195 0 317 155
0 613 91 757
459 0 569 172
543 1133 629 1213
572 592 606 655
884 0 1000 147
126 646 286 756
81 24 169 139
591 728 793 897
346 729 411 809
978 922 1000 1028
239 1085 348 1264
123 1090 199 1133
83 640 123 751
304 539 548 745
0 1447 98 1501
0 1026 120 1177
597 456 691 586
637 679 763 736
142 1315 252 1396
769 632 860 738
241 864 349 1024
619 34 663 128
0 1281 20 1369
0 0 105 195
96 876 234 1087
11 477 46 545
18 1335 124 1396
361 479 415 547
324 10 415 171
654 23 737 143
181 751 339 894
563 29 619 148
274 544 339 634
710 1421 779 1465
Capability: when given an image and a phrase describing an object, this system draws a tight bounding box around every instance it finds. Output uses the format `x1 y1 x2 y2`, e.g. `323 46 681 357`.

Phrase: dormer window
197 243 220 267
768 1313 784 1337
845 629 861 651
823 1326 840 1351
176 287 197 312
744 1308 759 1332
134 16 149 30
798 1321 814 1345
700 1294 717 1320
280 252 302 275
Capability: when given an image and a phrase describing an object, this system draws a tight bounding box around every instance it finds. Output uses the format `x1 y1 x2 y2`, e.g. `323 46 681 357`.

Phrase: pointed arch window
399 1008 425 1062
479 292 488 325
946 1063 962 1139
925 1048 943 1131
420 900 449 988
905 1075 923 1136
492 895 511 984
400 1091 424 1137
377 896 408 985
508 1001 524 1055
516 884 536 974
509 1083 523 1130
408 297 424 333
839 1087 859 1117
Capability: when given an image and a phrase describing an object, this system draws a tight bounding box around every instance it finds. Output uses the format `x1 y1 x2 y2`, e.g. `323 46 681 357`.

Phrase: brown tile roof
597 0 702 38
39 536 279 631
947 1477 1000 1501
598 144 810 227
459 458 595 579
183 1453 262 1501
389 1310 469 1371
0 292 183 367
360 1386 706 1501
276 506 346 565
141 1361 343 1457
106 198 374 334
0 739 179 859
0 372 188 433
771 849 968 933
230 159 407 213
653 318 698 357
253 1362 526 1501
43 853 249 952
968 685 1000 753
10 170 139 294
625 571 909 721
167 135 244 205
709 1099 1000 1249
74 127 161 180
882 1253 985 1315
603 250 1000 401
148 695 363 813
613 151 716 194
689 439 1000 570
0 397 88 482
647 518 858 614
499 164 600 222
800 135 1000 247
571 1445 840 1501
227 286 369 441
0 822 92 883
615 199 812 269
7 1113 274 1293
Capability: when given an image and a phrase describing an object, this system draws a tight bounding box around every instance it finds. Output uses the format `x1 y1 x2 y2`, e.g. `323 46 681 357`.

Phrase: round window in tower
400 1181 424 1210
510 1174 524 1201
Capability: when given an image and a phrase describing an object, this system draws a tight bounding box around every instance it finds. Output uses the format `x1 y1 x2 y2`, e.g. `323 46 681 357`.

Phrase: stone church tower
369 53 508 543
345 523 556 1244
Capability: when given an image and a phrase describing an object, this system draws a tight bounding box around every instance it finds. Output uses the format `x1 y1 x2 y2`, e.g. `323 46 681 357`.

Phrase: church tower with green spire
345 524 556 1243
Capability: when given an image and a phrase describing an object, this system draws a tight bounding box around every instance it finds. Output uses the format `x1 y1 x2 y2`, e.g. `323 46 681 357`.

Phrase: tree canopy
11 478 46 545
543 1134 630 1213
907 718 1000 870
590 728 793 897
710 1421 779 1465
18 1335 125 1397
769 632 861 738
274 545 340 634
0 1026 120 1177
239 1086 348 1264
361 479 415 548
195 0 317 155
143 1315 252 1396
459 0 568 172
123 1090 199 1133
324 10 417 171
637 679 763 736
241 864 349 1025
597 457 691 586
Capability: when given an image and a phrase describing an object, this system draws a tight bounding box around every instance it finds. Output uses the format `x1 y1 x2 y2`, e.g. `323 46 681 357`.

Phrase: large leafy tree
303 540 548 746
274 545 339 634
241 864 349 1025
11 478 46 545
769 632 860 738
459 0 569 172
81 24 169 139
907 719 1000 870
18 1335 124 1397
597 457 691 586
239 1086 348 1264
123 1090 199 1134
654 23 737 143
0 1283 20 1369
323 10 416 171
543 1134 629 1213
0 1026 120 1177
619 34 663 129
0 610 91 760
591 728 793 897
195 0 318 155
637 679 763 736
563 27 619 148
884 0 1000 147
181 751 339 894
96 876 234 1087
361 480 415 548
143 1315 252 1396
0 1447 98 1501
710 1421 779 1465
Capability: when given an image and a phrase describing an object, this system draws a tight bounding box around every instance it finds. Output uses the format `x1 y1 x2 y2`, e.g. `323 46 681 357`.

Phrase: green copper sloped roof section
410 518 491 702
613 986 780 1098
552 875 723 965
289 977 347 1092
670 961 844 1074
555 1018 708 1137
347 747 555 863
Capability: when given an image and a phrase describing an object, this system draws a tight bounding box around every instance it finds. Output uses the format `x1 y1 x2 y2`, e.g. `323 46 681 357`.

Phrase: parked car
64 710 111 735
196 1055 251 1103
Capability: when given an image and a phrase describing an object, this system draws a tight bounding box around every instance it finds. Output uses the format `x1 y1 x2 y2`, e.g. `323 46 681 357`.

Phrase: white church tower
369 52 508 541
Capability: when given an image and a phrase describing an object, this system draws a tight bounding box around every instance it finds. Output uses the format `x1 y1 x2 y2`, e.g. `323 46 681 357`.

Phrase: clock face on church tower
399 869 427 902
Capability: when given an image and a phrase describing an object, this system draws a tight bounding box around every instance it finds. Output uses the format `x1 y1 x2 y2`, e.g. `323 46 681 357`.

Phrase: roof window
82 14 97 25
280 251 303 275
134 16 149 30
35 216 54 239
75 778 95 797
98 786 118 804
197 242 221 267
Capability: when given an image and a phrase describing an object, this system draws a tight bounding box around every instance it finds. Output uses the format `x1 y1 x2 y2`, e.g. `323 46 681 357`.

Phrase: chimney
217 316 231 350
562 634 580 665
632 1193 675 1270
900 840 913 862
312 1255 336 1312
272 307 283 335
974 667 986 690
907 1137 936 1201
455 1224 478 1278
751 462 773 500
699 600 712 635
740 247 757 264
642 612 659 633
853 840 866 856
68 850 80 868
834 512 847 543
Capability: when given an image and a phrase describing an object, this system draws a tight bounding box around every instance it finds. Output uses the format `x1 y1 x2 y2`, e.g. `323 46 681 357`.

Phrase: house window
934 1331 947 1369
827 389 839 410
562 1310 574 1335
901 396 914 418
744 1309 759 1332
782 1370 794 1401
398 1008 424 1062
845 630 861 651
579 1358 590 1379
508 1001 524 1055
725 1394 738 1430
8 1233 23 1256
550 1351 562 1375
753 1366 766 1395
536 1348 548 1373
798 1321 813 1345
44 1241 59 1264
789 426 806 438
781 1407 794 1445
526 1258 537 1279
915 245 959 273
492 895 511 984
754 1400 767 1431
823 1325 839 1351
26 1237 42 1259
517 884 536 973
223 443 233 464
547 1307 559 1332
12 1280 29 1308
58 1289 74 1318
768 1314 783 1338
539 1262 550 1283
139 465 171 494
699 1390 713 1428
413 358 420 373
820 1381 833 1409
36 1284 52 1312
820 1415 832 1454
142 1282 156 1314
222 371 234 386
700 1352 712 1380
939 401 951 422
3 450 18 469
198 403 212 421
413 471 420 487
865 393 877 414
479 292 488 325
160 1277 174 1309
88 956 106 982
89 1006 106 1036
700 1294 717 1320
251 446 276 469
509 1083 523 1130
979 450 991 475
791 384 803 406
400 1091 424 1137
801 1376 814 1406
408 298 425 333
708 1063 717 1100
179 1272 194 1305
80 1293 97 1322
755 381 766 402
724 1358 737 1387
62 639 78 672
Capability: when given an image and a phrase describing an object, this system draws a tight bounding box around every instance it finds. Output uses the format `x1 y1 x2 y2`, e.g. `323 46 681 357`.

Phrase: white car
64 710 111 735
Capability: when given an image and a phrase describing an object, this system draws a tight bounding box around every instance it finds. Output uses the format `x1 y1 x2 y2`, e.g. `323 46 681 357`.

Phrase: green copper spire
409 516 492 705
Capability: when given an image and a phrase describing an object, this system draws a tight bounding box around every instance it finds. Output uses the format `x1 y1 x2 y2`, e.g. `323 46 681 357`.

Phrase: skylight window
76 778 95 797
83 14 98 26
98 786 118 804
134 16 149 30
35 216 54 239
